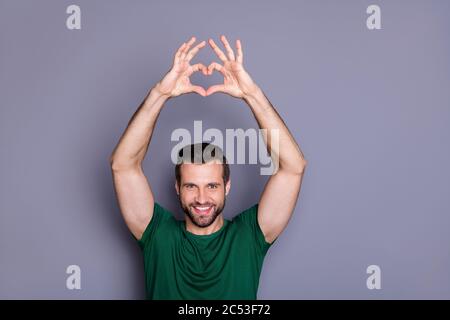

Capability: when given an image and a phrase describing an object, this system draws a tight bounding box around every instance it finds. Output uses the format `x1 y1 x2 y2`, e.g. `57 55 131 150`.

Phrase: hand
206 35 259 98
155 36 208 98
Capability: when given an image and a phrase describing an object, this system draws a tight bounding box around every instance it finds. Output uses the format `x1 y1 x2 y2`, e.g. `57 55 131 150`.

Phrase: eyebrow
182 182 221 187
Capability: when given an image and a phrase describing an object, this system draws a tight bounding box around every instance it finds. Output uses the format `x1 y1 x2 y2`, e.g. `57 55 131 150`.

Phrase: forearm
110 86 169 170
243 87 307 174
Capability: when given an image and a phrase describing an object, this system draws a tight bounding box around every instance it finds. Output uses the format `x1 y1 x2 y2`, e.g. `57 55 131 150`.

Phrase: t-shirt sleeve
233 203 276 256
136 201 175 250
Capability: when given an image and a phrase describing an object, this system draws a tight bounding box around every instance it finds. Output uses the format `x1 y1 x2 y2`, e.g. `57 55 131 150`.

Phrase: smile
192 206 213 215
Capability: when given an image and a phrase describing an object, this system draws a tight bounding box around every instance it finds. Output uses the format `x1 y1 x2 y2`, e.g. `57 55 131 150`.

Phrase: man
110 35 307 299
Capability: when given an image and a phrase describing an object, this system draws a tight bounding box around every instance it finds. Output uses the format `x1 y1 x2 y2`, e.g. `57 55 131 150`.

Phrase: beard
178 193 226 228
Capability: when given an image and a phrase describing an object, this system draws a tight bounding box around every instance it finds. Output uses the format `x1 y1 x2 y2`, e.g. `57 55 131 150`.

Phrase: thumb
189 85 207 97
206 84 226 96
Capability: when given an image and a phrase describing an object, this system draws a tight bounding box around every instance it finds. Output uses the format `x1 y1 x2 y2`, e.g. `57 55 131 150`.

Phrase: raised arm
110 36 207 240
206 35 308 244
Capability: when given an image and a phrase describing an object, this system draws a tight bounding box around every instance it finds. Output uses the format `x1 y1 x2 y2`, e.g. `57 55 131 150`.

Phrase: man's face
176 161 230 228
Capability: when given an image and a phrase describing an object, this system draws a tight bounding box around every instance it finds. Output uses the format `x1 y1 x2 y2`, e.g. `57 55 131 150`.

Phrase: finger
236 39 243 64
220 35 235 61
186 41 206 62
208 38 228 62
190 85 207 97
180 36 196 60
188 63 208 76
174 42 187 64
206 84 226 96
207 62 226 76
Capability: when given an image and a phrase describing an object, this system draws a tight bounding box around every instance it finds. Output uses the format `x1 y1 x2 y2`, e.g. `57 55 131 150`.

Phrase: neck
185 215 224 235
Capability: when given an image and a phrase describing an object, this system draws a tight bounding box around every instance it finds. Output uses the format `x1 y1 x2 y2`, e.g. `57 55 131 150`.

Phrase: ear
175 180 180 195
225 178 231 196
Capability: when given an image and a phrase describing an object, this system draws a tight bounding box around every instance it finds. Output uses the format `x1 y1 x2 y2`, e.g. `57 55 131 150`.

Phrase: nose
195 188 208 204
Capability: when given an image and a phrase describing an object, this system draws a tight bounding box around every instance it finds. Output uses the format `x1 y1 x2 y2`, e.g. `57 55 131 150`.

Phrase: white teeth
194 206 212 211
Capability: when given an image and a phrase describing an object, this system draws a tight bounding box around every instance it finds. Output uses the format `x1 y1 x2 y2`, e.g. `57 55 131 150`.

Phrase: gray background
1 0 449 299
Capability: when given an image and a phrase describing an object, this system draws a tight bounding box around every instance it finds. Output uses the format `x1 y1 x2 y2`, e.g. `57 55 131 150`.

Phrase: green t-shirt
136 202 276 300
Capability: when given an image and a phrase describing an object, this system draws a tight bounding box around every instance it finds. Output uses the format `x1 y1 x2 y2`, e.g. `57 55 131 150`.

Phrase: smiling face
175 160 231 228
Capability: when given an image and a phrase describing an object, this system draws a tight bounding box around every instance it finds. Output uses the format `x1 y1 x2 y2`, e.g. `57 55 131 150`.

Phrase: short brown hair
175 142 230 187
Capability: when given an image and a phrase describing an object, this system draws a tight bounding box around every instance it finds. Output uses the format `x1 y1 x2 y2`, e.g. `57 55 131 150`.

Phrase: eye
185 184 195 189
208 184 219 189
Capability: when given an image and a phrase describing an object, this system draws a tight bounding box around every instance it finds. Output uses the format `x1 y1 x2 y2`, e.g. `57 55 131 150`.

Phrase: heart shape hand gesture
155 35 259 99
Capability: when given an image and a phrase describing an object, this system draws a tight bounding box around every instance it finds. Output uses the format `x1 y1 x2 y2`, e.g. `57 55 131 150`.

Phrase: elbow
109 157 120 171
109 154 119 169
278 159 308 176
109 154 115 167
302 159 308 168
298 159 308 174
293 159 308 175
109 156 140 172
